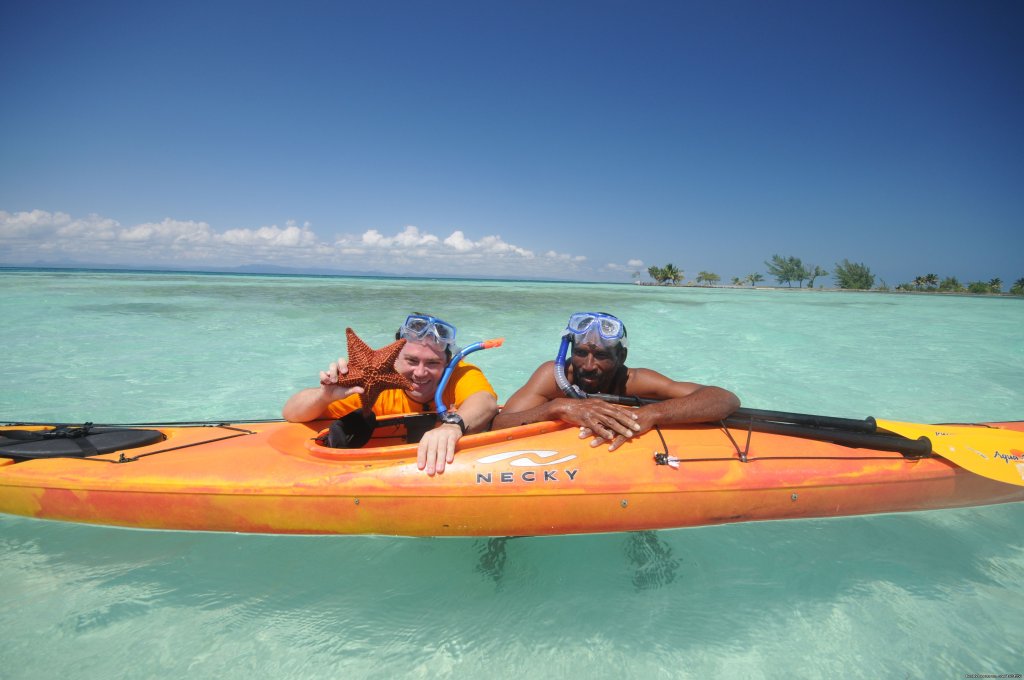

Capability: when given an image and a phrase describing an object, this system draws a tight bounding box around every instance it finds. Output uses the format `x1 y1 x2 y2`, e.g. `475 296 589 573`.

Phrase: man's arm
583 369 740 450
417 381 499 476
282 357 362 422
491 361 644 438
494 362 739 451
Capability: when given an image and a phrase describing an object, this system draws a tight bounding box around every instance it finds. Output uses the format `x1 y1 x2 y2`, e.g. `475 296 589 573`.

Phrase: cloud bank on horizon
0 209 636 279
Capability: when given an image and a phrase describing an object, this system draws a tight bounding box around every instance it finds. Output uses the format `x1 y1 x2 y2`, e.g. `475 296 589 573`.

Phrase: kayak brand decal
993 450 1024 464
992 449 1024 482
475 450 579 484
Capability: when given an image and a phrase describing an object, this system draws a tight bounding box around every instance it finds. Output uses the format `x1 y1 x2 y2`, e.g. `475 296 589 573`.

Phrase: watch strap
439 411 467 434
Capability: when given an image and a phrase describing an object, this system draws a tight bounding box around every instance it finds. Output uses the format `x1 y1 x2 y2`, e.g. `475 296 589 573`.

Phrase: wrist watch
439 411 467 434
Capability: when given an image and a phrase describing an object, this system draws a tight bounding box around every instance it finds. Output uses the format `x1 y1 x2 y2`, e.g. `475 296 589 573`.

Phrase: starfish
324 328 414 414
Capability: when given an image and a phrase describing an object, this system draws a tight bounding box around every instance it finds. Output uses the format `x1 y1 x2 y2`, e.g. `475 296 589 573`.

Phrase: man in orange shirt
283 314 498 476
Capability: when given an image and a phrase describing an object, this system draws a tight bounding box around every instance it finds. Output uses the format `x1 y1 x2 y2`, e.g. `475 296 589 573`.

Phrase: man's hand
558 400 641 450
319 357 364 398
417 423 461 476
579 407 657 451
282 357 364 422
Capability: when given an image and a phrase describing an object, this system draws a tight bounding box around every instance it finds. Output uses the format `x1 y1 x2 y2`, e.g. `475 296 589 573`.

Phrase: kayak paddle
876 419 1024 487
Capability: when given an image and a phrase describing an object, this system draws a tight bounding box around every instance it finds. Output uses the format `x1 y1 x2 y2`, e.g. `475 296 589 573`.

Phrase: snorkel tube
434 338 504 415
554 334 587 399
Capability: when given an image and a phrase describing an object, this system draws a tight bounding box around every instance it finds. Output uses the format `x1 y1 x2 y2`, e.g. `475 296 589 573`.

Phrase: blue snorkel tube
554 334 587 399
434 338 505 415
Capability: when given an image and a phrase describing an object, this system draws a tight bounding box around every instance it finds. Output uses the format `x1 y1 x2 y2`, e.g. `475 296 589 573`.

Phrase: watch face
441 412 465 432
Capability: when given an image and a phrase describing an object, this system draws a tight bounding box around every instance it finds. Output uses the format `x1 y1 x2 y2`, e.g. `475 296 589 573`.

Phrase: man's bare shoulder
521 360 561 395
626 366 703 398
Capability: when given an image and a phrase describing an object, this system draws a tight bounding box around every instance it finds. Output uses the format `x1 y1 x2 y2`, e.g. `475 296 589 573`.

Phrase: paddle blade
876 419 1024 487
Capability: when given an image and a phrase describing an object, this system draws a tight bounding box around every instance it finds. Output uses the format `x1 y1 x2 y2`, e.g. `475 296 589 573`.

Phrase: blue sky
1 1 1021 285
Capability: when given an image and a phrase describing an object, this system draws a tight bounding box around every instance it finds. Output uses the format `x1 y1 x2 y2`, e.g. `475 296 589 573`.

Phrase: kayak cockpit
302 415 566 461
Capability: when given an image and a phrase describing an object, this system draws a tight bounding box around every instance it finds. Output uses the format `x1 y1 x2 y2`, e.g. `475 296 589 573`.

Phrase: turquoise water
2 269 1023 678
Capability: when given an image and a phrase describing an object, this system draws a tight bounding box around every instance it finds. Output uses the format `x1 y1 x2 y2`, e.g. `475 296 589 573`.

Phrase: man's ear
618 346 628 362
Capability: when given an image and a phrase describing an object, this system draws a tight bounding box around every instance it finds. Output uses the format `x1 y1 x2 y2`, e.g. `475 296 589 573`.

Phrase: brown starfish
322 328 414 414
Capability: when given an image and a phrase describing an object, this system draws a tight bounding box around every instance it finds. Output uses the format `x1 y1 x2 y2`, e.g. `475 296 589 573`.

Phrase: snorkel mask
553 312 628 398
397 314 459 358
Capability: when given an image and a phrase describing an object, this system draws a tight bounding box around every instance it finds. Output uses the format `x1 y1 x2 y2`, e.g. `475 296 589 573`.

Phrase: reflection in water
625 531 680 590
474 532 681 592
475 537 512 586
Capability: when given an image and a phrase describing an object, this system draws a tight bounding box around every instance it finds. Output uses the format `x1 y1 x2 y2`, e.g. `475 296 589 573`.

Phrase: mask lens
568 314 596 334
598 318 621 338
433 321 455 340
404 317 431 335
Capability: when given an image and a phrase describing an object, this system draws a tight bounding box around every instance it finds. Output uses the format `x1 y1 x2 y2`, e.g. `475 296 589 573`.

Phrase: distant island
641 256 1024 297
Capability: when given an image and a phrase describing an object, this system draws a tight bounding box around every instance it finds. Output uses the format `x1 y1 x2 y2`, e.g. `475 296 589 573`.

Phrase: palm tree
989 278 1003 293
1011 278 1024 295
747 273 764 287
924 273 939 290
663 263 683 285
912 276 925 290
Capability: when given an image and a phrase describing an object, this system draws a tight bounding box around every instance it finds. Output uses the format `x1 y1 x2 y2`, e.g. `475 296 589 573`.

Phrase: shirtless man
491 312 739 451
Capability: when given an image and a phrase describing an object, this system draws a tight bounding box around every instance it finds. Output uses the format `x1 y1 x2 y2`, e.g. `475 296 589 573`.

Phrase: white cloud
359 225 439 249
120 218 214 244
0 210 122 240
443 230 474 251
0 209 72 237
220 221 316 248
604 258 646 273
544 250 586 262
474 235 533 258
353 227 533 259
1 209 616 280
342 225 539 262
1 210 321 262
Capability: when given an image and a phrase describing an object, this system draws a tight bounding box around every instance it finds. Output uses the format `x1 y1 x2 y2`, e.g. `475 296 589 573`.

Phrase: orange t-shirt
324 362 496 418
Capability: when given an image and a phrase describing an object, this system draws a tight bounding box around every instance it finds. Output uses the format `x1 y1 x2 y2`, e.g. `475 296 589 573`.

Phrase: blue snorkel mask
553 312 628 398
398 314 459 356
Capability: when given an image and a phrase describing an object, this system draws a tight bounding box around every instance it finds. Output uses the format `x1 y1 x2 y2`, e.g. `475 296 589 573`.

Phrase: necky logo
474 450 579 484
476 450 577 467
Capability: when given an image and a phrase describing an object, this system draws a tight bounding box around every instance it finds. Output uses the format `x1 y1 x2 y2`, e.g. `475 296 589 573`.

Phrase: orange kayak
1 416 1023 536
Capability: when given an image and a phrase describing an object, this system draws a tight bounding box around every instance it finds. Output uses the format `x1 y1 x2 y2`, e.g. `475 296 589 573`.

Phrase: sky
1 0 1022 285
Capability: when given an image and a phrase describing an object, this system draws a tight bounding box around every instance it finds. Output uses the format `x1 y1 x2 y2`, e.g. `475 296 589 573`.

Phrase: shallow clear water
2 270 1023 678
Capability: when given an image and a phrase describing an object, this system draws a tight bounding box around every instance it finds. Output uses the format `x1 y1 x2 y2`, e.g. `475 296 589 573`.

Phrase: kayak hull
2 419 1023 536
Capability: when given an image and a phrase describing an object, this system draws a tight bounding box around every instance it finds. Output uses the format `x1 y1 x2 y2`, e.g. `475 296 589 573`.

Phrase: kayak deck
1 418 1022 536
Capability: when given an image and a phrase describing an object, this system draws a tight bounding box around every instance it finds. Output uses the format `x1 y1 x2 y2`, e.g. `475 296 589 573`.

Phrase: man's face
571 342 623 394
396 340 448 403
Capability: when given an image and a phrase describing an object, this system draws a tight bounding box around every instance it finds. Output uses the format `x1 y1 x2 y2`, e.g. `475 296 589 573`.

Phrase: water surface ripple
1 270 1022 678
